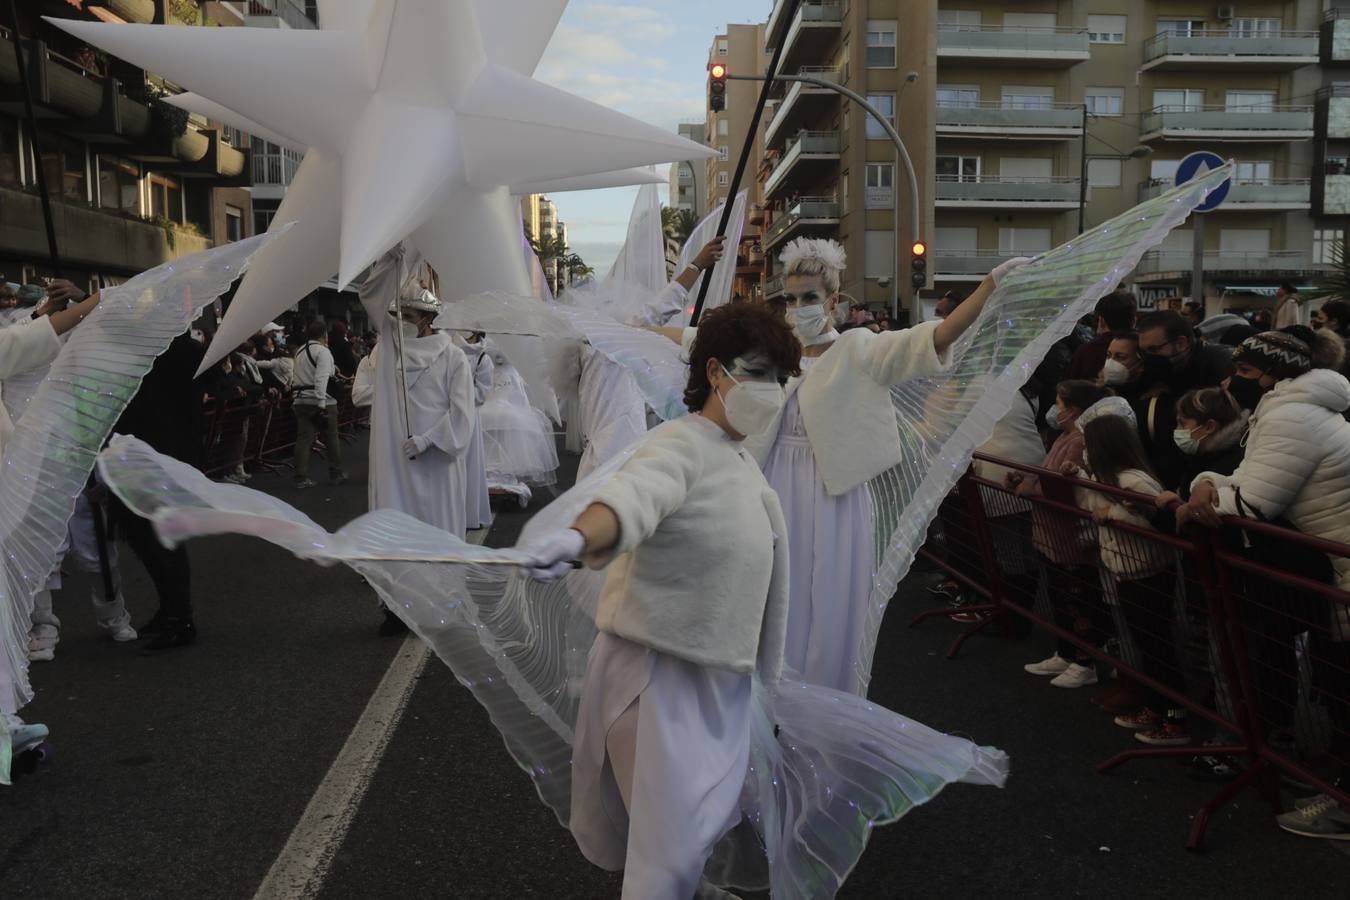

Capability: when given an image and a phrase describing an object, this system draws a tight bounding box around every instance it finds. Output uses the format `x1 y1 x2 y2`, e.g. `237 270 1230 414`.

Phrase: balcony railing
777 1 843 58
1138 178 1310 208
246 0 317 29
936 100 1082 136
1134 250 1323 276
932 250 1022 277
764 196 840 247
937 24 1089 62
935 175 1080 206
1142 29 1317 69
1139 105 1313 139
764 66 842 144
764 130 841 198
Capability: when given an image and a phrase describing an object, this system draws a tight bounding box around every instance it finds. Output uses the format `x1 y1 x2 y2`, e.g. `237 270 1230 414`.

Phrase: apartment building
754 0 1335 322
0 4 253 290
707 24 769 300
669 121 709 219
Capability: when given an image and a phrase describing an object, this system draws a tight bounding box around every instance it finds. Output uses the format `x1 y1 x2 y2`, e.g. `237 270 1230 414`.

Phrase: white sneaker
1050 663 1099 688
1024 654 1071 676
27 645 54 663
105 623 138 642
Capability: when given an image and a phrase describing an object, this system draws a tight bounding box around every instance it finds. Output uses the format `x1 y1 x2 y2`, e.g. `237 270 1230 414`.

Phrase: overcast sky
536 1 765 274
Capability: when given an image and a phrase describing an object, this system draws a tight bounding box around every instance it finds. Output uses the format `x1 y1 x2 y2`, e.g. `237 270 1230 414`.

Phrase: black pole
1077 104 1088 236
689 0 802 325
6 0 62 277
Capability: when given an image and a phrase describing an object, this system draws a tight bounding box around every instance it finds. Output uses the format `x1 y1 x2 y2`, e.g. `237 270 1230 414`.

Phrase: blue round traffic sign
1174 151 1231 213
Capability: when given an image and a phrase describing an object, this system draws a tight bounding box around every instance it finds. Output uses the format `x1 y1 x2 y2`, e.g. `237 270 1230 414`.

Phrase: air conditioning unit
1216 5 1235 20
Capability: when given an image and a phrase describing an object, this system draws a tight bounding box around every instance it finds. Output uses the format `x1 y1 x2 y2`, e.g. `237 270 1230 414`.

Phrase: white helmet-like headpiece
393 288 441 315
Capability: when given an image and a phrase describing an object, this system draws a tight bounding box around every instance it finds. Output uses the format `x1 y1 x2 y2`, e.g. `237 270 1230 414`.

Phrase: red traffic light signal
911 240 928 290
911 241 927 257
710 63 727 79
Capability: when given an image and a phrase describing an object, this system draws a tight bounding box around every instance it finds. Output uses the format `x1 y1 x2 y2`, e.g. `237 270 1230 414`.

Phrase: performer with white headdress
655 238 1028 694
354 248 476 541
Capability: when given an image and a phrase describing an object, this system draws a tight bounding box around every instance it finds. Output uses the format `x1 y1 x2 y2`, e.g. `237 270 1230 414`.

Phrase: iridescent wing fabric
98 434 1007 899
0 233 280 721
847 163 1235 694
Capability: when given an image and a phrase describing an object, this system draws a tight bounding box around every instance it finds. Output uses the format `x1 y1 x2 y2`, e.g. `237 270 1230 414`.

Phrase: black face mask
1141 353 1174 381
1226 374 1269 412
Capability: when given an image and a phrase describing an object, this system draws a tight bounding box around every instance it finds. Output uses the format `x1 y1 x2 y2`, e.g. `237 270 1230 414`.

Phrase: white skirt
571 632 750 900
481 399 559 485
763 430 878 695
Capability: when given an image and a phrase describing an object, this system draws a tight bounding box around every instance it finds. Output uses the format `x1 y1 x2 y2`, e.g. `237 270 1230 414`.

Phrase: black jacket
1133 343 1235 490
113 334 210 466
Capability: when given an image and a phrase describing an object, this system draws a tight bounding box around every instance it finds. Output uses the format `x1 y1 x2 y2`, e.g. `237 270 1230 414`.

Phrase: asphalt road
1 435 1345 899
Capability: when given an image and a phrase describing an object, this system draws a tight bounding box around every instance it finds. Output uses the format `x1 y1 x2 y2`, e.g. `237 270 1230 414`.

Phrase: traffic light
709 63 727 113
910 240 928 291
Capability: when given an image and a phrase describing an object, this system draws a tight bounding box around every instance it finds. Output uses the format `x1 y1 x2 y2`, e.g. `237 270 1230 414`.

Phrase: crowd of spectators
925 287 1350 841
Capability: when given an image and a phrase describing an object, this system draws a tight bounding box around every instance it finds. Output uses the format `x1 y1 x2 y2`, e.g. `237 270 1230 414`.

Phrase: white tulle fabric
98 434 1007 898
481 364 559 486
0 233 279 718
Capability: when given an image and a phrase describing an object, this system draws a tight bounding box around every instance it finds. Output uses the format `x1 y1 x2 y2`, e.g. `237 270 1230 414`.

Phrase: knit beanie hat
1232 331 1312 379
16 283 45 306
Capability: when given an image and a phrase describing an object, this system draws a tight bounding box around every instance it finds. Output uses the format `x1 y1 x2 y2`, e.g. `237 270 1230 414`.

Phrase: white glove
520 528 587 582
990 256 1033 287
402 434 430 458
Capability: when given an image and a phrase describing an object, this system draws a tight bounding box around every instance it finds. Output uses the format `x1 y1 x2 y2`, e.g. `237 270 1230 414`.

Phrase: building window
253 199 280 235
36 135 89 203
1085 88 1124 117
936 155 980 182
1236 161 1273 185
1230 17 1280 39
936 9 980 30
1315 229 1345 264
718 146 729 161
97 156 140 213
1152 88 1204 112
718 119 729 136
147 174 183 224
1150 159 1180 184
717 38 728 55
718 171 729 186
1087 15 1126 44
1226 90 1276 113
865 94 895 138
1157 18 1206 38
864 230 895 278
936 86 979 108
1001 86 1054 111
0 116 21 186
225 205 244 242
1088 158 1122 188
865 163 894 209
866 20 896 68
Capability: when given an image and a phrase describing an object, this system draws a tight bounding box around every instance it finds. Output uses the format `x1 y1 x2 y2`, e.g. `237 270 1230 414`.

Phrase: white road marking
253 524 491 900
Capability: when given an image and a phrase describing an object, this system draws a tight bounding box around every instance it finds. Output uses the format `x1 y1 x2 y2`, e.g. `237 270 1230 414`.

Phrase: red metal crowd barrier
200 382 368 478
914 453 1350 850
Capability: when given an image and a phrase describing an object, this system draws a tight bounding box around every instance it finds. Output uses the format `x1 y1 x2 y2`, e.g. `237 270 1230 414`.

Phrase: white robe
461 341 493 530
355 255 476 539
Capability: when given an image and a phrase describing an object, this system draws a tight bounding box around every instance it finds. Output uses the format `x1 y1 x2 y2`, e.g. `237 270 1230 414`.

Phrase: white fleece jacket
1074 468 1171 580
588 415 789 680
1194 368 1350 636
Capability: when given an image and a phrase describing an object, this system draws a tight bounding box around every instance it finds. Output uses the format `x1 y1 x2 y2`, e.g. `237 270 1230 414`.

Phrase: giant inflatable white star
50 0 712 369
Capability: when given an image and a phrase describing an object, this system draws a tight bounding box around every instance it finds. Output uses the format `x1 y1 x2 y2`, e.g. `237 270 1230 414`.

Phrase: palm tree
661 206 698 247
1310 237 1350 303
565 253 594 285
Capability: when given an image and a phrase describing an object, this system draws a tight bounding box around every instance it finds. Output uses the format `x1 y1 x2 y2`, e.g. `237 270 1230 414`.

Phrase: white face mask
717 363 785 438
1044 404 1061 431
1102 358 1131 386
1174 426 1205 456
786 303 829 343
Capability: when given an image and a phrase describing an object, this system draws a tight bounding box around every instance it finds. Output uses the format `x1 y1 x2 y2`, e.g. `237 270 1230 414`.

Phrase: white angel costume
756 322 953 695
480 351 558 499
354 254 476 539
459 336 494 530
